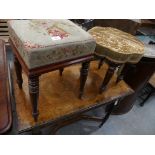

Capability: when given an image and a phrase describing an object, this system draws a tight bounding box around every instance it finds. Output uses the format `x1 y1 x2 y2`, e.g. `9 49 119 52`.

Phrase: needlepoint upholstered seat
8 19 96 121
8 20 96 69
88 26 144 92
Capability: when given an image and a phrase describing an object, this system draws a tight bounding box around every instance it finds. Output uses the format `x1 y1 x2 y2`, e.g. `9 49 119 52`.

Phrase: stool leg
14 55 23 89
28 75 39 121
59 68 64 76
116 64 125 83
99 64 117 93
98 58 104 69
79 61 90 99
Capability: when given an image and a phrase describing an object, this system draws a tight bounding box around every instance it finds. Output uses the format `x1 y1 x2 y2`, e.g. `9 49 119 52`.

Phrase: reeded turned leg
14 55 23 89
99 63 117 93
79 61 90 99
28 75 39 121
59 68 64 76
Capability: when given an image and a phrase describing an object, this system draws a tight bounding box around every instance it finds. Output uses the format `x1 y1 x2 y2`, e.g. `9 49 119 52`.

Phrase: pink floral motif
24 41 45 50
47 27 69 39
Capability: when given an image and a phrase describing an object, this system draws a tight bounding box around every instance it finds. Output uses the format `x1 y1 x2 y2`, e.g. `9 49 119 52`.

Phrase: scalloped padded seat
8 19 96 69
88 26 144 63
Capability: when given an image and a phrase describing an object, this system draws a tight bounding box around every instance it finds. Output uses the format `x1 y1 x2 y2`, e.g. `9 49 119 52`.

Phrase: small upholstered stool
88 27 144 93
8 19 96 121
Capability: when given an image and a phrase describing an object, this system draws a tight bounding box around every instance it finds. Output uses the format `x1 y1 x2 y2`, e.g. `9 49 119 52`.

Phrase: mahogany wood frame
9 39 94 121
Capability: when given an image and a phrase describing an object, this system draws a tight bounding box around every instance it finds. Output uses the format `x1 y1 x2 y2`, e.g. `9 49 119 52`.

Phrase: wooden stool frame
9 39 93 121
96 56 126 93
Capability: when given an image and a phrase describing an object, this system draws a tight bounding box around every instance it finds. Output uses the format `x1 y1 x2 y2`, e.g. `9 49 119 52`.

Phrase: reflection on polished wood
0 40 12 134
13 61 133 132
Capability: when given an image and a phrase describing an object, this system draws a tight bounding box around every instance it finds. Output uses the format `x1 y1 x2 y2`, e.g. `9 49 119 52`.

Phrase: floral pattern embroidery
24 41 45 50
8 20 96 69
29 20 69 40
47 27 69 39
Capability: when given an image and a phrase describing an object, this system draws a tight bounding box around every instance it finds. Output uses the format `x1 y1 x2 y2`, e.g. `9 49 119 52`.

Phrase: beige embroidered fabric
8 19 96 69
88 27 144 63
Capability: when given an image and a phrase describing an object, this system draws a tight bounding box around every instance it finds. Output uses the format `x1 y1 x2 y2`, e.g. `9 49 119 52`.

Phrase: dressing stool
8 19 96 121
88 27 144 93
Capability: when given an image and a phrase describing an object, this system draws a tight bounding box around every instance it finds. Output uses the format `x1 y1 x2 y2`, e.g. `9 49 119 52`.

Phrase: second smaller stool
89 27 144 93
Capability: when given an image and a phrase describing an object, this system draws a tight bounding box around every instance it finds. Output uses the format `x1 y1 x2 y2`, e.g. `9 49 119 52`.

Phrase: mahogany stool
8 19 96 121
88 27 144 93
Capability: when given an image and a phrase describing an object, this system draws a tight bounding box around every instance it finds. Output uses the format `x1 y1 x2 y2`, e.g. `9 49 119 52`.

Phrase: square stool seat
8 19 96 69
8 19 96 121
88 26 144 63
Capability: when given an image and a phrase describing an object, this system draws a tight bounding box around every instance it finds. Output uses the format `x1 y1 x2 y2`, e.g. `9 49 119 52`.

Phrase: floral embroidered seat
88 26 144 63
8 19 96 69
8 19 96 121
88 26 145 93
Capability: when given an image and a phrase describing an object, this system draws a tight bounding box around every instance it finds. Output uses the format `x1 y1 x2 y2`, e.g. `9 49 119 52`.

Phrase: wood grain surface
12 61 133 132
0 40 12 134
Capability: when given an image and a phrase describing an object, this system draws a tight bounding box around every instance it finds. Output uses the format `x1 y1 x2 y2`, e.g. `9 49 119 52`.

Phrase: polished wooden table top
12 61 133 133
0 40 12 134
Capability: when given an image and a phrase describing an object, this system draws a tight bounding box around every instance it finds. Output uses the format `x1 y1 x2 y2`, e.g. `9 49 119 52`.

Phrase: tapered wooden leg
79 61 90 99
28 75 39 121
14 55 23 89
116 64 125 83
99 63 117 93
59 68 64 76
98 58 104 69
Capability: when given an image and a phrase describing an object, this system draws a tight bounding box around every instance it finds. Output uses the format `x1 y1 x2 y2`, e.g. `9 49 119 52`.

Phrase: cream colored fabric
8 19 96 69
